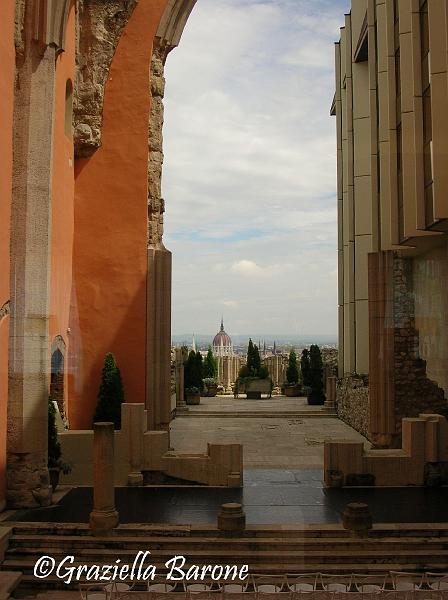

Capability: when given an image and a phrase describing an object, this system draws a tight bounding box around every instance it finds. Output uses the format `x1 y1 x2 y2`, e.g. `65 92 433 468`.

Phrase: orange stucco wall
0 0 15 508
70 0 169 428
49 2 76 417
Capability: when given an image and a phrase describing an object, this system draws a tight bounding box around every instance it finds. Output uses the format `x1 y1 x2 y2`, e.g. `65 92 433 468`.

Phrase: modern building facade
334 0 448 446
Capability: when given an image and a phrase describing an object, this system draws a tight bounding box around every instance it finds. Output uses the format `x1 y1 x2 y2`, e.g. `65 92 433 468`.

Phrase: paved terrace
171 396 368 469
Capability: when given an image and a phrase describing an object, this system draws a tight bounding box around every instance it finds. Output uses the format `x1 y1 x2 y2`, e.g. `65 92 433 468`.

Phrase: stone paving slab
171 415 368 469
186 396 327 413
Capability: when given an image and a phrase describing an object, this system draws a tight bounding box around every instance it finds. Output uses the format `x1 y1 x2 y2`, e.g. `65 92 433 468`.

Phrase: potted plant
185 386 201 405
284 349 302 397
48 396 72 492
203 377 218 397
236 340 272 399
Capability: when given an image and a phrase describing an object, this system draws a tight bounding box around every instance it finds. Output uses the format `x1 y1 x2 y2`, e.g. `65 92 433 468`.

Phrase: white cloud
163 0 350 337
231 260 264 277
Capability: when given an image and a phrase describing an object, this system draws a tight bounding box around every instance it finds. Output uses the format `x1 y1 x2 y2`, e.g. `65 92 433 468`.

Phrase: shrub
301 348 311 387
184 350 204 394
203 347 218 378
286 349 300 385
308 344 325 404
48 396 61 469
93 353 124 429
48 397 71 474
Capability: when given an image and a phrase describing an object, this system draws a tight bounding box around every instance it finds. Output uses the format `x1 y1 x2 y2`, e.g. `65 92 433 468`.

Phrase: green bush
286 349 300 385
301 348 311 387
184 350 204 394
93 353 124 429
48 396 61 469
48 397 71 474
308 344 325 404
203 347 218 378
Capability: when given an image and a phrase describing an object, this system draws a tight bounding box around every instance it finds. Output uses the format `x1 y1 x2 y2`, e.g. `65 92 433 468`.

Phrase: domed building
213 319 234 357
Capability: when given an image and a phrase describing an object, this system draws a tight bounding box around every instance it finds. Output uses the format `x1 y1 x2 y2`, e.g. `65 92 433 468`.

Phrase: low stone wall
336 375 370 439
59 403 243 488
324 413 448 487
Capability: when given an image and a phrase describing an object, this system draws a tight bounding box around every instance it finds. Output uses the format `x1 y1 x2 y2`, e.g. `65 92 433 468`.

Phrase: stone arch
73 0 196 158
15 0 72 53
156 0 197 48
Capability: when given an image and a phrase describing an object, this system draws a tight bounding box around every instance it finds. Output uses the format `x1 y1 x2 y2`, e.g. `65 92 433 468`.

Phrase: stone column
368 251 395 447
146 42 173 433
146 245 172 432
121 404 144 486
7 7 59 509
174 348 188 413
324 376 337 411
89 423 119 536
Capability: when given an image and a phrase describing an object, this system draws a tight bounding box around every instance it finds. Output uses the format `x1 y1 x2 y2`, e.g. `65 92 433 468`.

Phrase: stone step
9 534 448 551
6 546 448 567
0 571 22 600
180 412 336 418
10 523 448 539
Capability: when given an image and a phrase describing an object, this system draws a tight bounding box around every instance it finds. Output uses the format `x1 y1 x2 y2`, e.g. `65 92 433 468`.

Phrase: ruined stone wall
74 0 139 157
393 256 447 435
148 42 169 246
336 375 370 439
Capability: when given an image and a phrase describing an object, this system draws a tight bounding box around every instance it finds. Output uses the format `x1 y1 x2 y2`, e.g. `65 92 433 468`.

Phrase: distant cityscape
172 333 338 355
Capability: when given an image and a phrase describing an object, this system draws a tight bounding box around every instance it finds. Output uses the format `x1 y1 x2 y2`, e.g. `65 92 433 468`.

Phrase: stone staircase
182 410 336 418
2 523 448 593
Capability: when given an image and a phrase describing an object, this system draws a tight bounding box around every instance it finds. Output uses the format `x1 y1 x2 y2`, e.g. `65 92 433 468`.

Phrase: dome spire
220 316 224 331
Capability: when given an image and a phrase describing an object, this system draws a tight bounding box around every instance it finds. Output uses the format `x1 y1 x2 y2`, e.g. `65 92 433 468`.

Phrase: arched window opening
64 79 73 139
50 346 65 418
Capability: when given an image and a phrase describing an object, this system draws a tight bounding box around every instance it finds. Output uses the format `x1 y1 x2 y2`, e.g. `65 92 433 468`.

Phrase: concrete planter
285 385 302 397
185 393 201 405
204 384 218 397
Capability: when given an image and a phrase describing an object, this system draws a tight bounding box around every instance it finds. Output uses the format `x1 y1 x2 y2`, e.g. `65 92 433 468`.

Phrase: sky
163 0 351 338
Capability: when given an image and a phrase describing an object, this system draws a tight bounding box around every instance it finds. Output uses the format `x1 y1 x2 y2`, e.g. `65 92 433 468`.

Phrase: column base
7 452 52 509
127 472 143 486
89 508 119 536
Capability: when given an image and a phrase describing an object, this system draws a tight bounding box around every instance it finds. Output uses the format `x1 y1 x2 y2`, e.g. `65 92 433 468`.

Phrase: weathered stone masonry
393 256 447 436
338 253 447 447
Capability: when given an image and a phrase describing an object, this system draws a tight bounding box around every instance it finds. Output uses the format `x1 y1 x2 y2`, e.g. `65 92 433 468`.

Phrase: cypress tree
253 343 261 376
184 350 204 392
301 348 311 387
309 344 325 404
203 347 218 378
93 353 124 429
48 396 61 468
286 349 299 385
246 339 256 374
194 351 204 390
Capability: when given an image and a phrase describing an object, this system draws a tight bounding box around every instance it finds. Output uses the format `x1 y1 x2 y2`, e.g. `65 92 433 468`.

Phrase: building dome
213 319 233 357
